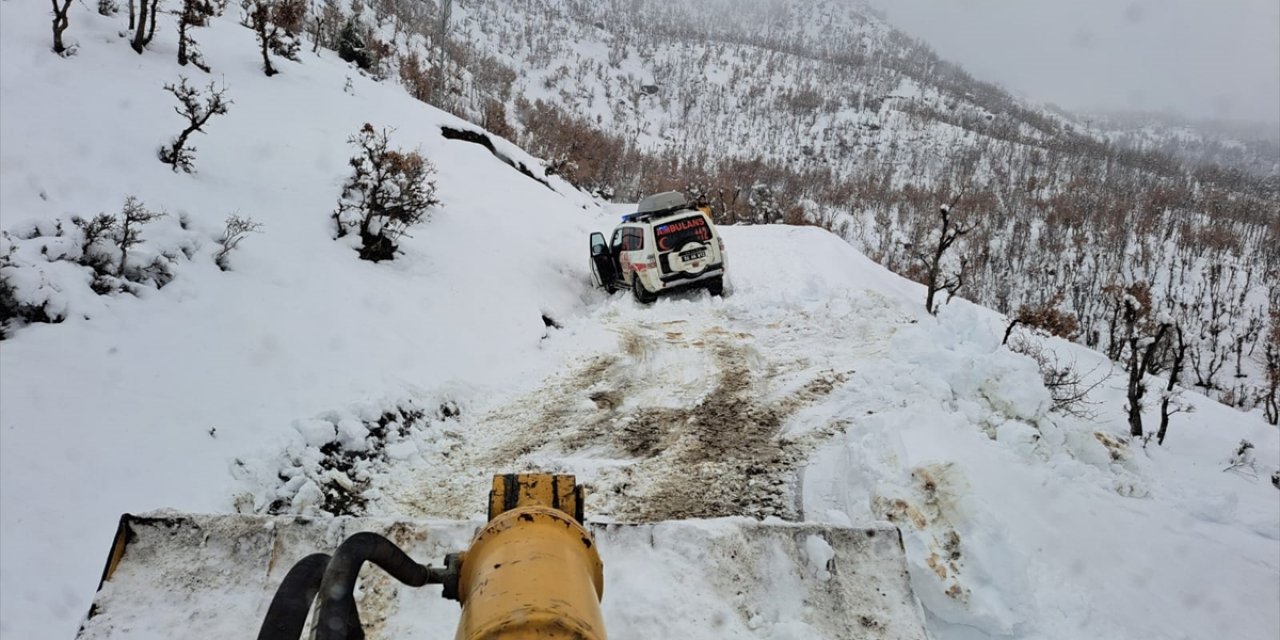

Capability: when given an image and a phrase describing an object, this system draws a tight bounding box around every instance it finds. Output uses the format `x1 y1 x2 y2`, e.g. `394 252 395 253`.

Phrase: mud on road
309 293 909 526
477 319 855 522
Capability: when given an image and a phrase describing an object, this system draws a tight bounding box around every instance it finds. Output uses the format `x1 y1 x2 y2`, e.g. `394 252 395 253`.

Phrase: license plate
682 250 706 261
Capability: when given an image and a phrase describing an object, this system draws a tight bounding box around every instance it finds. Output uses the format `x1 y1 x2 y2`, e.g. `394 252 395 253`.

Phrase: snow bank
802 301 1280 640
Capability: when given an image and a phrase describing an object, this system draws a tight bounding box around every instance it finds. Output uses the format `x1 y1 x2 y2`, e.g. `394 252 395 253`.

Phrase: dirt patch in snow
483 324 854 522
873 463 971 602
318 303 898 526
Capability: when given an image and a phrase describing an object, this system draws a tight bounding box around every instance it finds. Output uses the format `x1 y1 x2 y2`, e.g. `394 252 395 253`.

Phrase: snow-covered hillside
2 3 1278 640
441 0 1279 415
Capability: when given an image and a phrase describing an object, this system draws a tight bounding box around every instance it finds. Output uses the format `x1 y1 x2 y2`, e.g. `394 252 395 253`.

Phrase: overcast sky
862 0 1280 128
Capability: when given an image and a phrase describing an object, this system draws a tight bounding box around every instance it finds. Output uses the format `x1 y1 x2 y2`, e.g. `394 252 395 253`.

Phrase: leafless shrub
515 99 631 198
117 196 166 278
333 124 439 262
1007 332 1109 419
159 77 232 172
71 213 118 277
214 214 262 270
399 50 432 102
250 0 305 76
1224 439 1257 477
68 198 166 292
482 99 514 140
470 53 516 101
1003 291 1080 344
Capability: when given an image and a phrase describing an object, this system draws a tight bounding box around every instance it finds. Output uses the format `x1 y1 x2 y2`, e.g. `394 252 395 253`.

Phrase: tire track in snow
450 316 863 522
259 290 910 529
375 291 910 525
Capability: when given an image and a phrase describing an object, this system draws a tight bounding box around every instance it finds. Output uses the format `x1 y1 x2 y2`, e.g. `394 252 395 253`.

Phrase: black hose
311 532 432 640
256 553 332 640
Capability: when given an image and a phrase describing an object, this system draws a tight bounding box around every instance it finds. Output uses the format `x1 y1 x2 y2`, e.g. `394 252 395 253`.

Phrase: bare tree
131 0 161 52
1186 262 1247 393
251 0 305 76
1156 323 1191 445
131 0 147 51
51 0 76 56
159 77 232 172
117 197 165 277
308 0 342 53
178 0 220 71
1264 310 1280 425
918 194 974 315
214 214 262 270
251 2 278 76
148 0 160 40
1115 286 1171 438
431 0 451 102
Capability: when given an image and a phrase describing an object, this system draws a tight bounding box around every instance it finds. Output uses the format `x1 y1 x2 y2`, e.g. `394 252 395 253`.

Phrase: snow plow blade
77 512 926 639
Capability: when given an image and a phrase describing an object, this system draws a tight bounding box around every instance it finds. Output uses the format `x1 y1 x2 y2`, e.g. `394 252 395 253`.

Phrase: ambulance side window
621 228 645 251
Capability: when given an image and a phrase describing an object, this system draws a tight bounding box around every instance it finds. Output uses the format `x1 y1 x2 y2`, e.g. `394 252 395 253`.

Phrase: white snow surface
1 3 1278 640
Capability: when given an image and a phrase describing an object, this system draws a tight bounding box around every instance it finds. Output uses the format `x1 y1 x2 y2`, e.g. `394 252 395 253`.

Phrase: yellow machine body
453 474 606 640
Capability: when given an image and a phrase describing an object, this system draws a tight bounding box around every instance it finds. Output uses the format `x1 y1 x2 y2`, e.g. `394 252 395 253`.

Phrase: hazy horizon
863 0 1280 134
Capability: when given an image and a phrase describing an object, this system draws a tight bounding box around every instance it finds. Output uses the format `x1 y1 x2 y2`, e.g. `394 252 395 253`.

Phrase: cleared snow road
316 226 921 528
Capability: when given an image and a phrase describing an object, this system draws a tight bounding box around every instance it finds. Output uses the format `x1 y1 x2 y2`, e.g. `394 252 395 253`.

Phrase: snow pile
803 301 1280 639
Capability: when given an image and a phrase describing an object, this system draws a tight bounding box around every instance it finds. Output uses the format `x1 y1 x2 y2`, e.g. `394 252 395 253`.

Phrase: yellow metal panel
97 514 134 589
488 473 580 523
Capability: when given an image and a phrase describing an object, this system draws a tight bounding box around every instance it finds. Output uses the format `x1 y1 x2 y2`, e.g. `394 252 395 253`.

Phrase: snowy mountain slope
1 3 1278 640
454 0 1036 177
439 0 1278 414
